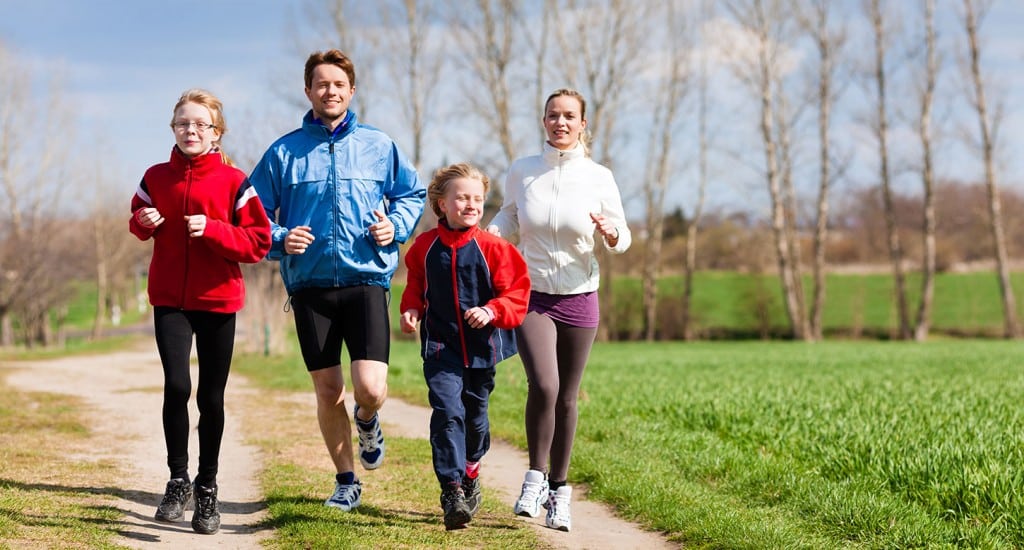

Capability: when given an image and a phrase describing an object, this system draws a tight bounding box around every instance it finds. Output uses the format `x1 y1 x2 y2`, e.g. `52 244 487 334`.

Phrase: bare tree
377 0 446 173
551 0 648 340
912 0 939 341
866 0 912 339
682 0 714 341
448 0 526 173
959 0 1019 338
0 44 75 347
88 172 146 339
799 0 847 340
640 2 690 341
725 0 810 340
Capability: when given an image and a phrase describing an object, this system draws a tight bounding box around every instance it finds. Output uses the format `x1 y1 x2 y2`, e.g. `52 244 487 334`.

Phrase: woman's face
543 95 586 151
172 102 220 158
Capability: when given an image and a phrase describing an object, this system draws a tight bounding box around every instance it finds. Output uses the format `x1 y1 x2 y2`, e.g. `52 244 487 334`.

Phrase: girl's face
172 102 220 158
544 95 586 151
439 177 486 229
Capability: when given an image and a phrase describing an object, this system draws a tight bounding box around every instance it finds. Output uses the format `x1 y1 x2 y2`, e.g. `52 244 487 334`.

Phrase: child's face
439 177 486 229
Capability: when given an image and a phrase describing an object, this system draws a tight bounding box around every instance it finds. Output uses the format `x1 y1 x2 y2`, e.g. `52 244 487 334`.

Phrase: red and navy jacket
129 147 272 313
401 221 530 369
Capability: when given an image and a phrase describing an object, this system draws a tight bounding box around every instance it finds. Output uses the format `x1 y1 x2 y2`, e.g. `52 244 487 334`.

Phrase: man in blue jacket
250 49 425 512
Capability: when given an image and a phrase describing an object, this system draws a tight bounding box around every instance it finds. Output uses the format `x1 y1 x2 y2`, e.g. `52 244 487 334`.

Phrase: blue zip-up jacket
400 222 530 369
249 110 425 293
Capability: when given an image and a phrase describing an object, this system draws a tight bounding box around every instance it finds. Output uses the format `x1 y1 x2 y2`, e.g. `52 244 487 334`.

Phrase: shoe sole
154 502 191 523
359 449 384 470
324 500 360 512
444 509 472 530
192 520 221 535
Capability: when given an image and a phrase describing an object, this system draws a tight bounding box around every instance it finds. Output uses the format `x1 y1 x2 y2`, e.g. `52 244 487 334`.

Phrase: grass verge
0 370 126 549
240 338 1024 548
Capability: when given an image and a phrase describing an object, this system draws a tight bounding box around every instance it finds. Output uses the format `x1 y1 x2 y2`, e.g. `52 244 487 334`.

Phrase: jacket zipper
329 139 338 286
451 245 470 368
180 160 193 309
553 151 565 291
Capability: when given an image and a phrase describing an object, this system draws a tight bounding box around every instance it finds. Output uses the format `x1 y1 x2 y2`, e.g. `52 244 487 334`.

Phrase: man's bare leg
310 365 354 473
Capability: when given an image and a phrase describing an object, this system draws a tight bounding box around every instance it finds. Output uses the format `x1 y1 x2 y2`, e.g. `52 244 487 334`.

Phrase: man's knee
310 366 345 405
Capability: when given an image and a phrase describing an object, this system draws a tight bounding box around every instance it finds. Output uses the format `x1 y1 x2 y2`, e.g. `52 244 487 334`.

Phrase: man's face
305 63 355 125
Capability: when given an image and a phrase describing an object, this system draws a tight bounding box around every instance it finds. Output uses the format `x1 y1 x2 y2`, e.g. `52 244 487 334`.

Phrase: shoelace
195 492 217 517
549 494 570 521
160 483 190 506
332 484 358 504
441 488 464 507
520 481 543 502
358 421 380 449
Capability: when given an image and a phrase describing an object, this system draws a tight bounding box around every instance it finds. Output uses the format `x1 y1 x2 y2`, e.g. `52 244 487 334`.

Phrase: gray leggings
516 311 597 483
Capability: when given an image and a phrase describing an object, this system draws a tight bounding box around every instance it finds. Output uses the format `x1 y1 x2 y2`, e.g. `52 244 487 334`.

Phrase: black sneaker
154 478 192 522
440 482 471 530
462 475 481 516
191 484 221 535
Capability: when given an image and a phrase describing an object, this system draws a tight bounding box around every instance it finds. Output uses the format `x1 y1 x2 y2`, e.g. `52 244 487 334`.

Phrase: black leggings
153 307 236 487
516 312 597 483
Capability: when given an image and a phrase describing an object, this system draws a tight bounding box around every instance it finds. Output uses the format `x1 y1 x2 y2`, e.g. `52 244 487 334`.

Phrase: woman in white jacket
487 88 631 532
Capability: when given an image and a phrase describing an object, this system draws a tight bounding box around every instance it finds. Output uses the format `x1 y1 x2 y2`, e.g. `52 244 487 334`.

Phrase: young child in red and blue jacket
400 163 530 530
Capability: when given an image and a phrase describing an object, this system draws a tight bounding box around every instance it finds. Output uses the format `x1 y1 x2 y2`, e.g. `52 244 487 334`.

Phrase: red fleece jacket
129 148 271 313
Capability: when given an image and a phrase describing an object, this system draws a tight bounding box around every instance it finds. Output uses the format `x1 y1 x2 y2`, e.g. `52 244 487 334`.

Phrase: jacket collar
168 146 223 174
542 140 586 166
437 219 478 248
302 109 358 141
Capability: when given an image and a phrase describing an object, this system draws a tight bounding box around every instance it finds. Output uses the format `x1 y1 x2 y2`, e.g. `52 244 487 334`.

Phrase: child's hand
184 214 207 238
136 207 165 228
400 309 420 333
464 306 493 329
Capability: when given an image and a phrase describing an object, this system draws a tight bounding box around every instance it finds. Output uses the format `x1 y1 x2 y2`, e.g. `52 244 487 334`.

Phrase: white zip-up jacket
489 141 631 295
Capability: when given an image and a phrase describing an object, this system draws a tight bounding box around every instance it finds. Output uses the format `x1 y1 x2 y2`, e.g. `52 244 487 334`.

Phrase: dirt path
4 342 674 549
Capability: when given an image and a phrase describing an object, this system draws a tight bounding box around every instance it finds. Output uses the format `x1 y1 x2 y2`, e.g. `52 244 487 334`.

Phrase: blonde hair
170 88 234 166
544 88 591 157
428 163 490 219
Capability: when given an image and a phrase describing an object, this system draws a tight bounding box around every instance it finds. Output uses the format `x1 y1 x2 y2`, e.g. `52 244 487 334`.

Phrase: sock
465 461 480 479
355 411 376 427
549 480 566 491
336 471 356 485
195 475 216 489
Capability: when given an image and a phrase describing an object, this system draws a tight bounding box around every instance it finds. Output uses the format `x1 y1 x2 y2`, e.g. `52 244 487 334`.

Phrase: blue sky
0 0 298 184
2 1 1024 216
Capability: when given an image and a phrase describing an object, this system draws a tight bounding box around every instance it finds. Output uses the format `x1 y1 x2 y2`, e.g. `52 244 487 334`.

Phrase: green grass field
237 338 1024 548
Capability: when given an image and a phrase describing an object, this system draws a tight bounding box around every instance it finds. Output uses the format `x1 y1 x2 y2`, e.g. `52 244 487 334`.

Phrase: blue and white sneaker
325 479 362 511
354 405 385 470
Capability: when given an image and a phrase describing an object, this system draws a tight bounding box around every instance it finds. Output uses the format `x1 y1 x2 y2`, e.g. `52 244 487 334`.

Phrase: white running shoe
545 486 572 532
513 469 548 517
324 479 362 511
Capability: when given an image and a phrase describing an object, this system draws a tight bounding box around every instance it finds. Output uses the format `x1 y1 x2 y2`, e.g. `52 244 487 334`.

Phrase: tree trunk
963 0 1019 338
869 0 911 339
914 0 938 341
92 217 108 340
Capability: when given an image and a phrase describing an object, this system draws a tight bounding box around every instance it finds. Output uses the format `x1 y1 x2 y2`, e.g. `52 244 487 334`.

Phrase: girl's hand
184 214 207 238
137 207 165 228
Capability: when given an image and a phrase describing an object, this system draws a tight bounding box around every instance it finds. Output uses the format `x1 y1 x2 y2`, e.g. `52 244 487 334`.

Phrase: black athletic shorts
291 286 391 371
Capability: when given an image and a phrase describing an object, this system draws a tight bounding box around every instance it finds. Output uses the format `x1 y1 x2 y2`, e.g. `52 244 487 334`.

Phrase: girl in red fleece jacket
129 89 271 535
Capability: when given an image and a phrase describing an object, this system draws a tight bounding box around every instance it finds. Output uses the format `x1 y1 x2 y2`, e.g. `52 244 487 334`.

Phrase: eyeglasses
173 121 216 132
